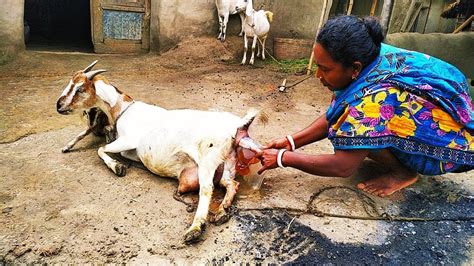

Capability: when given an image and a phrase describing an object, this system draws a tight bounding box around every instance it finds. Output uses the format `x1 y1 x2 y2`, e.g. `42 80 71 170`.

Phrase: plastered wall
0 0 25 64
150 0 324 52
386 32 474 80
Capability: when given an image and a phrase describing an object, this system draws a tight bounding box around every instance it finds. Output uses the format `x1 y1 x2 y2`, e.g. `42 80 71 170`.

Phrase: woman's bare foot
357 171 418 197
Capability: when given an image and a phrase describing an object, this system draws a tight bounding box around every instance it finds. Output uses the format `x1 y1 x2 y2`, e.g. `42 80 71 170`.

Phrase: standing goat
216 0 246 42
236 0 273 65
56 61 262 243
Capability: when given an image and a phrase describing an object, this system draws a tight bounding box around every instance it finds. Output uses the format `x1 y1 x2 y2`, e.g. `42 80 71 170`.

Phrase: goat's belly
138 148 195 178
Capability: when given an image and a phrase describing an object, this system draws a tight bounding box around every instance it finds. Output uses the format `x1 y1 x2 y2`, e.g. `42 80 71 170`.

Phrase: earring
352 76 356 80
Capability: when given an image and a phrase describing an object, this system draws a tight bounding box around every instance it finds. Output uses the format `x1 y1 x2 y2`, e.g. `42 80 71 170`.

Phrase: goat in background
56 61 263 243
216 0 246 42
236 0 273 65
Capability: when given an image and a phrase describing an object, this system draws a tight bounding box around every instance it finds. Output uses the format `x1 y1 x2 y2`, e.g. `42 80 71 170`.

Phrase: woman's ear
352 61 363 79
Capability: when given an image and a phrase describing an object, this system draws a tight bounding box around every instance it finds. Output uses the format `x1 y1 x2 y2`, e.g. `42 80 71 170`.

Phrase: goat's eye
77 86 85 93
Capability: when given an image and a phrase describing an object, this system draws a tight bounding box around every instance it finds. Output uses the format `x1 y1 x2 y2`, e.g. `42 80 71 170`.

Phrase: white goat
56 61 261 243
216 0 246 42
236 0 273 65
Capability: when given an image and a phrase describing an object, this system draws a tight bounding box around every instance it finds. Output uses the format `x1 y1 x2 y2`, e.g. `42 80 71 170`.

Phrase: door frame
90 0 150 53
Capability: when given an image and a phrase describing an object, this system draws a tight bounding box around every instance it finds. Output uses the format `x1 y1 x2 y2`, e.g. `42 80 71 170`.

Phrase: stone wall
0 0 25 64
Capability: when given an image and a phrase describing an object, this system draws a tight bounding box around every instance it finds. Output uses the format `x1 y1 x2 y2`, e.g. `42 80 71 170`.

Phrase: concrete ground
0 37 473 264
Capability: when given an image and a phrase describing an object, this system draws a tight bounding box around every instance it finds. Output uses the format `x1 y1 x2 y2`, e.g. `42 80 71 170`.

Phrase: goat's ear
86 69 107 80
83 60 99 73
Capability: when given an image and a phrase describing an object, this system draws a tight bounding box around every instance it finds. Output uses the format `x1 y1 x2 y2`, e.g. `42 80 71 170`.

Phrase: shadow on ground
228 178 474 264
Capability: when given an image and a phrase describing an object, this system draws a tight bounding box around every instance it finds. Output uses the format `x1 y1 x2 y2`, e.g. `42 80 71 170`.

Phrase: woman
257 15 474 197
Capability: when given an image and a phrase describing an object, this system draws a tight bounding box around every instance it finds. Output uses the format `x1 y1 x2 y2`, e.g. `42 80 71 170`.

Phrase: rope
236 186 474 222
171 185 474 222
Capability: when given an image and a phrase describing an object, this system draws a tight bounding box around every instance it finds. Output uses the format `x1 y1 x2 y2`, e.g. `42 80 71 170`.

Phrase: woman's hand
262 137 291 150
257 148 280 174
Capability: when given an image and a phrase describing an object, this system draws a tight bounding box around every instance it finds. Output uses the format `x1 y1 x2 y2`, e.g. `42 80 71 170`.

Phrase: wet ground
0 37 473 264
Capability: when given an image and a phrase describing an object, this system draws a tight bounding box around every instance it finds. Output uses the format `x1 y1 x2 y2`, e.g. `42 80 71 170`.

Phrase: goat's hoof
114 163 127 177
184 225 204 244
210 208 231 225
238 33 243 37
186 205 196 213
61 146 71 153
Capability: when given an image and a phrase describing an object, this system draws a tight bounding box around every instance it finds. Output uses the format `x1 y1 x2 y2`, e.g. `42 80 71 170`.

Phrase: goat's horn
83 60 99 73
86 69 107 80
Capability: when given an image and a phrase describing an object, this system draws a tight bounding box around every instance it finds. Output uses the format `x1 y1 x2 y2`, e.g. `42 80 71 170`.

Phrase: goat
236 0 273 65
58 62 112 152
56 61 261 243
216 0 246 42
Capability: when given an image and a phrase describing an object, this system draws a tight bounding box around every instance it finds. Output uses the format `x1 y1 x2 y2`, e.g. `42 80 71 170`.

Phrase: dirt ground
0 37 473 264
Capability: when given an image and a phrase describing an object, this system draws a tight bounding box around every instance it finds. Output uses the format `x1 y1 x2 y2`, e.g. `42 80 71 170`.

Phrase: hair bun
362 17 384 46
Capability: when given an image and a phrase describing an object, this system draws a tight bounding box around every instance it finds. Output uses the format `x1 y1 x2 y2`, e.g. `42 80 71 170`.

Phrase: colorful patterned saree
326 44 474 175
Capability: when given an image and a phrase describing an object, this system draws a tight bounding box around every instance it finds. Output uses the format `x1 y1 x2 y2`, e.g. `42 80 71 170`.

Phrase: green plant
266 58 317 74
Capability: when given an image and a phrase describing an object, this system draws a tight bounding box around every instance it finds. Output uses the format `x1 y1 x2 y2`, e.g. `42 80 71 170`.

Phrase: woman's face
314 43 358 91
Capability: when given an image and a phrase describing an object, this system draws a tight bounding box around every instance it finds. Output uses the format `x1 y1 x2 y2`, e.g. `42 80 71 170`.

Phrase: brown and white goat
56 61 260 243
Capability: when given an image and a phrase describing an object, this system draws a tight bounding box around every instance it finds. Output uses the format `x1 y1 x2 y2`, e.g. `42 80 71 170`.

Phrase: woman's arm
258 148 369 177
291 113 329 149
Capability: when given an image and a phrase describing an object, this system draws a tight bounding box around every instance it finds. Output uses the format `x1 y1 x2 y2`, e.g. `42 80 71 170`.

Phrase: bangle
277 149 287 168
286 135 296 151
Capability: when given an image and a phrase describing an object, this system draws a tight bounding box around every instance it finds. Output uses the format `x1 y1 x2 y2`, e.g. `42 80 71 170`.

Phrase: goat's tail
265 11 274 23
241 108 268 130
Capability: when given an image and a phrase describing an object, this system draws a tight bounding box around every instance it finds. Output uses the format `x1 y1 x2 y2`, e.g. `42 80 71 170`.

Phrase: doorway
24 0 93 52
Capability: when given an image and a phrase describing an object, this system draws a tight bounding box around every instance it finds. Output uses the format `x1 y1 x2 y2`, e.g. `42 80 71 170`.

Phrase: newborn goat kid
56 61 260 243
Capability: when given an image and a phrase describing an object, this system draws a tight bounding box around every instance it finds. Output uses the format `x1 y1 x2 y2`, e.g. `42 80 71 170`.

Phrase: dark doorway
24 0 93 52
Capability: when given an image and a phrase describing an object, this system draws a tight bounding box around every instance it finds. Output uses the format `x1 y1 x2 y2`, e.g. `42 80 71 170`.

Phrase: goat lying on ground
236 0 273 65
56 61 262 243
215 0 245 42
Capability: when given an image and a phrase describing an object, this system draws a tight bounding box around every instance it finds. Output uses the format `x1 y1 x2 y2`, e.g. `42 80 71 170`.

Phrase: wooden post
370 0 377 16
380 0 393 35
307 0 332 75
453 15 474 33
401 0 417 32
347 0 354 15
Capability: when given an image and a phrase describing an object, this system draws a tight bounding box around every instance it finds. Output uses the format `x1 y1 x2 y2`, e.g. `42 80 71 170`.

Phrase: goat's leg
184 160 219 243
238 13 245 36
62 127 94 153
241 34 248 65
120 150 140 162
249 36 258 65
98 137 135 177
220 153 239 209
257 38 262 58
217 15 224 40
221 13 229 42
261 36 267 60
211 152 238 225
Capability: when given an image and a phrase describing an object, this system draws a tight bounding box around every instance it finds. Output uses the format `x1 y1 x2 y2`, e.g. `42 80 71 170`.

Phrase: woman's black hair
316 15 384 68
